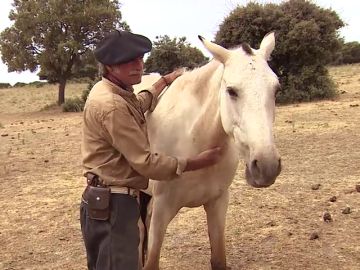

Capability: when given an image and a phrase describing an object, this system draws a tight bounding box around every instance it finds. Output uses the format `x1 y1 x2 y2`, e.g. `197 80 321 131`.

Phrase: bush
62 97 84 112
81 81 95 102
28 81 47 88
215 0 344 104
69 77 93 84
277 66 337 103
340 42 360 64
13 82 27 88
62 80 96 112
0 83 11 89
145 35 208 74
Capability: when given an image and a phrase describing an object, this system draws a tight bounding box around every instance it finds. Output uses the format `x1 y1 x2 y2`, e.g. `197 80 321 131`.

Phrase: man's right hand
184 147 222 172
163 67 186 85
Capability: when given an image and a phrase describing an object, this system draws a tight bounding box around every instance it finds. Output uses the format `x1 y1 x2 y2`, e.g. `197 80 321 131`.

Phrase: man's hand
163 67 186 85
184 147 223 172
151 67 187 99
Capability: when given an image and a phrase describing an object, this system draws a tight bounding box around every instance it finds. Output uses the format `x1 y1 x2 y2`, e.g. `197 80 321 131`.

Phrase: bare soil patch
0 65 359 269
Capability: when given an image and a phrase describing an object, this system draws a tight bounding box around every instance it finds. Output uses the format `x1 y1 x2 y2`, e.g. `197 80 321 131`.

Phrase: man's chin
129 75 142 85
133 78 142 85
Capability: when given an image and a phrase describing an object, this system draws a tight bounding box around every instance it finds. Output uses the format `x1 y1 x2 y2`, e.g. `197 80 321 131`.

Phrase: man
80 30 222 270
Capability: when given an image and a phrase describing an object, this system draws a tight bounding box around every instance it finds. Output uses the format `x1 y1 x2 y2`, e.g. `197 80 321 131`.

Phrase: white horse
140 32 281 270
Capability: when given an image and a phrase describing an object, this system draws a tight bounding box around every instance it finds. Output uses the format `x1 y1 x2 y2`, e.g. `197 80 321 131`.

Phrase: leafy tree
336 42 360 64
0 0 128 105
215 0 344 103
0 83 11 89
145 35 208 75
72 50 98 80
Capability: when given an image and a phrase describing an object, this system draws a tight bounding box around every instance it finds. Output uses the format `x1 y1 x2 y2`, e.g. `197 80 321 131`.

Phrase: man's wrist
161 76 170 86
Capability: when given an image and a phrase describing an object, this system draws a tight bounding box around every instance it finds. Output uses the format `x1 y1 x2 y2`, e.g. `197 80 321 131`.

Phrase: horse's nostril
278 158 282 172
251 159 259 172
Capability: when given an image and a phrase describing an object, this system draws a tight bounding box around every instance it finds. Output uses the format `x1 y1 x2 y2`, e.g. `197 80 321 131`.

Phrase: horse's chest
159 158 238 208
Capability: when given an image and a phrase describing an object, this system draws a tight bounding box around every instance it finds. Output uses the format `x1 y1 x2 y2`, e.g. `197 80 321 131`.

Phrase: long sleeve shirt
81 77 186 189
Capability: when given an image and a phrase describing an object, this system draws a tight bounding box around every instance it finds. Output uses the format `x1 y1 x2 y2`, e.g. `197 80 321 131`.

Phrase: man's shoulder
86 81 128 114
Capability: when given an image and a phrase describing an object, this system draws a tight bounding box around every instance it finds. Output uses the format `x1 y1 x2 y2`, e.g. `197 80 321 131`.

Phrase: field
0 65 359 270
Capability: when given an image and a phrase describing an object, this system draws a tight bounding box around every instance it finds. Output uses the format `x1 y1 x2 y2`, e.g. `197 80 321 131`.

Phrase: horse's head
199 32 281 188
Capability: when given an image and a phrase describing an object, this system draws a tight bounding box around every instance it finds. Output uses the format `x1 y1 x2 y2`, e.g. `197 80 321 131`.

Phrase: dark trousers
80 193 140 270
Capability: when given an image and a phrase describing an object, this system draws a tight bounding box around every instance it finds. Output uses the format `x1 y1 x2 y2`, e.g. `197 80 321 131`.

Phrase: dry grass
0 64 360 270
0 82 87 114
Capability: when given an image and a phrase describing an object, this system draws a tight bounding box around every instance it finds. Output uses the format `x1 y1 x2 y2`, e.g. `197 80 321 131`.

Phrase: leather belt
110 186 139 197
82 186 139 205
84 172 139 198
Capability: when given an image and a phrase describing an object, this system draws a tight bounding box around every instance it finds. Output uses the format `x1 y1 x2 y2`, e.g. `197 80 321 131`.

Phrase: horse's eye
227 87 238 98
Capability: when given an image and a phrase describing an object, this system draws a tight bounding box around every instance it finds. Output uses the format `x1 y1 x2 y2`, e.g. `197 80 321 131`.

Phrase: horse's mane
181 60 221 85
171 60 222 103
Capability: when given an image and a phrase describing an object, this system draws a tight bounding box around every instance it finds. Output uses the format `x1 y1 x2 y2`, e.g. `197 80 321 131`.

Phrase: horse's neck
182 61 228 148
185 60 222 103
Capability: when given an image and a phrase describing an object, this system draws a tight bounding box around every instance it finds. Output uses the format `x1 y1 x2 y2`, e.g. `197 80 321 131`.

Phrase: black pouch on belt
87 186 111 221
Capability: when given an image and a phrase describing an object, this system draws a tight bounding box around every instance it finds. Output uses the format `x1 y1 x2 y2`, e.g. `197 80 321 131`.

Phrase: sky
0 0 359 85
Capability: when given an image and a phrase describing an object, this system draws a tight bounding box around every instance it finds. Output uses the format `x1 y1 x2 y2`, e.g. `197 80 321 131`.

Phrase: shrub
145 35 208 75
215 0 344 103
277 65 337 103
0 83 11 89
81 80 95 102
340 42 360 64
13 82 27 88
61 79 97 112
28 81 47 88
62 97 84 112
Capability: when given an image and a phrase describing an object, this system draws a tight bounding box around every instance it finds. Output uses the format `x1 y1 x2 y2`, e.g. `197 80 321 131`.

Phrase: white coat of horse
139 32 282 270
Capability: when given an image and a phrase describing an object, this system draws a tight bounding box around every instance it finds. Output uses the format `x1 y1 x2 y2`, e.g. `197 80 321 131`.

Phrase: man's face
109 56 144 86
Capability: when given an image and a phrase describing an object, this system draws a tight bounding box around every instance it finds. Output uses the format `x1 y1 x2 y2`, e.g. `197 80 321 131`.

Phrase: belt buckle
128 188 138 198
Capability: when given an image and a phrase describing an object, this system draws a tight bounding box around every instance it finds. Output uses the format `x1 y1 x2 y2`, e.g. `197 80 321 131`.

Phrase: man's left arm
137 68 185 113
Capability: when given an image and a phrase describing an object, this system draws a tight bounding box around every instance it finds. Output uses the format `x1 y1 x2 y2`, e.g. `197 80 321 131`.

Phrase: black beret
94 30 152 65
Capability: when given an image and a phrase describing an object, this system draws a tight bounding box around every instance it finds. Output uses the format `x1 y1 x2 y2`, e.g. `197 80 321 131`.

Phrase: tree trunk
58 78 67 105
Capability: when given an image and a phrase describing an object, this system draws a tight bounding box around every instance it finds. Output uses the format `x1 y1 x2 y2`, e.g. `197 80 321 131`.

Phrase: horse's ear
259 31 275 61
198 35 230 64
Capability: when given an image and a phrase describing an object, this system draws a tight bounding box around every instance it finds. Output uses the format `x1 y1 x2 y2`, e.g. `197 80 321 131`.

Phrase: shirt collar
102 77 135 97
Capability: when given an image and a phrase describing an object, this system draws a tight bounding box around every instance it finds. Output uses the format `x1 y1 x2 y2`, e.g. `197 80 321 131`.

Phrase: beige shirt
81 77 186 189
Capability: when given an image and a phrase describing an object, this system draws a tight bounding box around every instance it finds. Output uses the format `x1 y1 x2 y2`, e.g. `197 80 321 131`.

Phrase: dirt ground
0 65 359 270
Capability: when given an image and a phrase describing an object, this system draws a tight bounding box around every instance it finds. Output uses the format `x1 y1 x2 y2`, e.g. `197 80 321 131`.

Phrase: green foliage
335 42 360 65
277 65 337 103
72 50 99 80
145 35 208 75
0 0 126 104
13 82 27 88
215 0 344 103
28 81 47 88
62 97 84 112
62 78 98 112
82 80 97 102
0 83 11 89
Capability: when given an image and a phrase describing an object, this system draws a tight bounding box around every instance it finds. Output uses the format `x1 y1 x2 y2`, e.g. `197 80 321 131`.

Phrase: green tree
0 0 127 105
338 42 360 64
215 0 344 103
145 35 208 75
72 50 98 80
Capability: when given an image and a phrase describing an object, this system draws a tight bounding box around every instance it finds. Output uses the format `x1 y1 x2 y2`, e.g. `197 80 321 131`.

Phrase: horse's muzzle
245 153 281 188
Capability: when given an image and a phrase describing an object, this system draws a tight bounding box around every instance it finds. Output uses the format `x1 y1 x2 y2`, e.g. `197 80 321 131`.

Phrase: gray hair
98 63 109 77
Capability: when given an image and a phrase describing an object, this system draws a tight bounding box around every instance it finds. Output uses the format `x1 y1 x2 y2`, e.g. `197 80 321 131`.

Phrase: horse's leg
143 196 179 270
139 192 153 266
204 190 230 270
138 217 145 269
